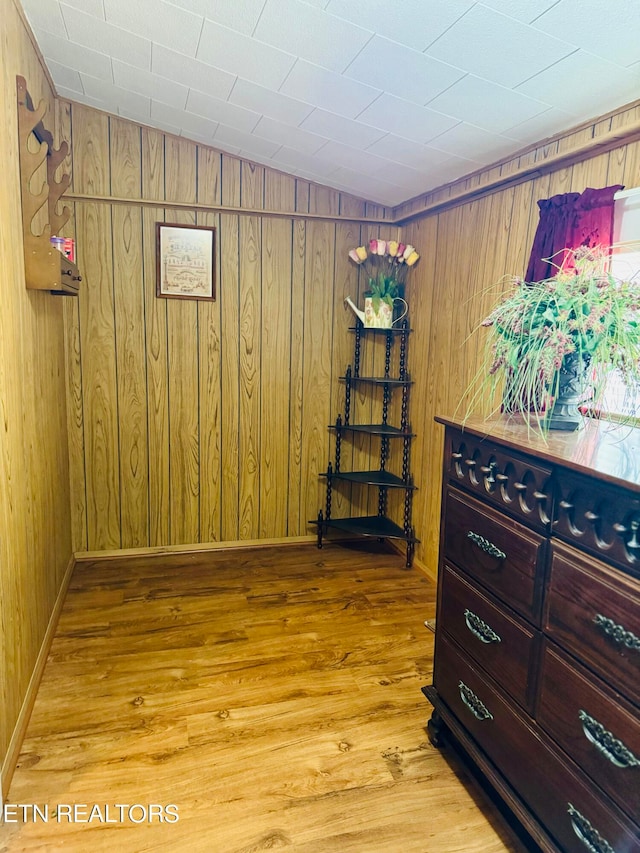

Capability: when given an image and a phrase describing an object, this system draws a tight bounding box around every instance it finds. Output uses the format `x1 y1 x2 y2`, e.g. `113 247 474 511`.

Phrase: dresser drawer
545 541 640 706
439 564 538 712
434 634 640 853
444 487 546 623
538 642 640 822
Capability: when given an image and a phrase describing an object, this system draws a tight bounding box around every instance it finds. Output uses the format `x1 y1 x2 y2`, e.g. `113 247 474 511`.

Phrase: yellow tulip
356 245 367 261
406 251 420 267
388 241 399 257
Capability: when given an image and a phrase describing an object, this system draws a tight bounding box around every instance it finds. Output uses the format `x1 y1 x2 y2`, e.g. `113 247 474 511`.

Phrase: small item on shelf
344 294 407 329
50 235 65 253
347 238 420 329
63 238 75 262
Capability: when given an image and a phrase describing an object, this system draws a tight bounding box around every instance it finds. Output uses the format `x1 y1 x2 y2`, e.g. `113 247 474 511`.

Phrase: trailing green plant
464 246 640 431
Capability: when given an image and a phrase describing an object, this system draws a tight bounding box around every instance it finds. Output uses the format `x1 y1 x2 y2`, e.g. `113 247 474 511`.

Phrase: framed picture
156 222 216 301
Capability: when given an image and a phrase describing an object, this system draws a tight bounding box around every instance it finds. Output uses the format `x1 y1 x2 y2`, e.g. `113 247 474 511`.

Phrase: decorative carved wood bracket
447 433 553 533
16 75 80 294
555 470 640 573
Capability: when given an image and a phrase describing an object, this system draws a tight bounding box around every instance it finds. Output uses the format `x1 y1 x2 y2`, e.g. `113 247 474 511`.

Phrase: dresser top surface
436 415 640 492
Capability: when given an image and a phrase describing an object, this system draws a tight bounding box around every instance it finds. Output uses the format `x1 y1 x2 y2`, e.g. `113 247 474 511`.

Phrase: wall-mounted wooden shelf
16 75 81 295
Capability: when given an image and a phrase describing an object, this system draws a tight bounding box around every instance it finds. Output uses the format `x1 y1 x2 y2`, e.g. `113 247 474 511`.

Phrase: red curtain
525 184 623 281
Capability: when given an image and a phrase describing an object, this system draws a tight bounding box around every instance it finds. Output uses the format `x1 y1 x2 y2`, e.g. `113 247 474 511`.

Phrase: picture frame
156 222 216 301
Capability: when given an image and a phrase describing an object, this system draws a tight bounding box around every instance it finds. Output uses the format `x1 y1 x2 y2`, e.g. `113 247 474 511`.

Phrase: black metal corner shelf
340 373 412 387
316 515 409 540
347 325 412 336
328 423 415 438
310 317 419 568
321 467 416 489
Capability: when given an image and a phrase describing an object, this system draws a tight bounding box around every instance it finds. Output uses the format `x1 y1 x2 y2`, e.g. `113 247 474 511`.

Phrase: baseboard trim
412 554 437 584
74 534 319 562
73 537 437 577
1 553 76 805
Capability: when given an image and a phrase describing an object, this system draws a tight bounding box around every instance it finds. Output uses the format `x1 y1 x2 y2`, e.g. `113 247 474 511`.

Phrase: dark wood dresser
424 416 640 853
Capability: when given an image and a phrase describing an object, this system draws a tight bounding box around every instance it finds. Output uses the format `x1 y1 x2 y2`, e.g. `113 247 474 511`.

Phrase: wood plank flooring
2 542 529 852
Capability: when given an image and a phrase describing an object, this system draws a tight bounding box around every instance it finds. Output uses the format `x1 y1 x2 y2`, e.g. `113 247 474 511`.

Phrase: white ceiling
20 0 640 207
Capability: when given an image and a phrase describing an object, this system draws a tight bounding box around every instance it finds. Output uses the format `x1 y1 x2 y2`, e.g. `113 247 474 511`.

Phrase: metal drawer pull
463 609 501 644
567 804 614 853
593 614 640 651
579 710 639 768
467 530 506 560
458 681 493 721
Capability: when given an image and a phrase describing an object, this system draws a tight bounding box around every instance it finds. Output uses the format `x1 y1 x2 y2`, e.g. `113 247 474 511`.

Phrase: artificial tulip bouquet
349 239 420 312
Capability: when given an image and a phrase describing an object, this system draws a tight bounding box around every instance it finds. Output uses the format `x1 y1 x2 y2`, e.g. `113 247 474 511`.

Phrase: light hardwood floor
2 542 531 852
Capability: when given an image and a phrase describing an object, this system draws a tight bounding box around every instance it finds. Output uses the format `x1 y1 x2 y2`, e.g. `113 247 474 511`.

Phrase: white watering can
344 295 408 329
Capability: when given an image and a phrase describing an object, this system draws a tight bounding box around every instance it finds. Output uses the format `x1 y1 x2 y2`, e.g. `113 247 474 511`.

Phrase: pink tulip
396 243 406 257
348 248 362 264
376 240 387 255
369 239 378 253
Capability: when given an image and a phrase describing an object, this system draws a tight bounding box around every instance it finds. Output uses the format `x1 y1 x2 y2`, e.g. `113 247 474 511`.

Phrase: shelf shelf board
329 423 415 438
322 470 415 488
340 375 412 386
311 515 420 542
348 325 412 335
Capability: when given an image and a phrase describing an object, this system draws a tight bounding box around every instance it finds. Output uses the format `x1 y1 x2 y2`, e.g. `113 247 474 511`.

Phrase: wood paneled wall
65 104 394 551
0 0 73 795
65 98 640 577
401 103 640 574
3 0 640 794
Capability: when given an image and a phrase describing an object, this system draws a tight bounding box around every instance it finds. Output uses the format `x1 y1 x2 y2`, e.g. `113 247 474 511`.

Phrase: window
600 188 640 421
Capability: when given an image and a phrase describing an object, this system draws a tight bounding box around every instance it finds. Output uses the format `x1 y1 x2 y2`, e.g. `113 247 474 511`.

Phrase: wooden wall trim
73 534 320 561
72 535 390 563
0 556 76 803
66 109 640 228
394 116 640 224
64 191 390 225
